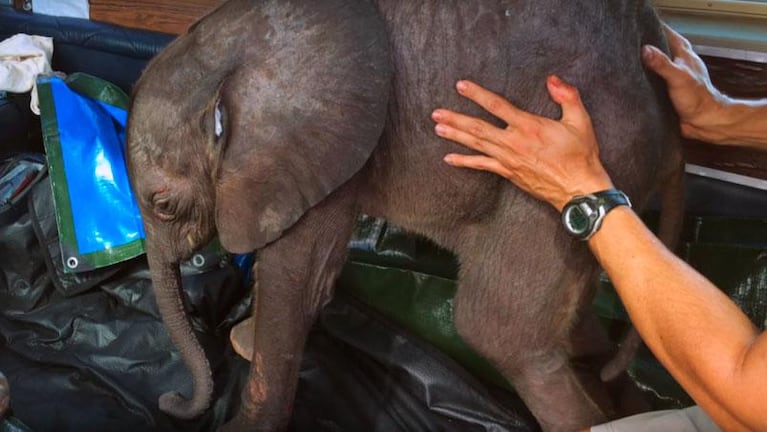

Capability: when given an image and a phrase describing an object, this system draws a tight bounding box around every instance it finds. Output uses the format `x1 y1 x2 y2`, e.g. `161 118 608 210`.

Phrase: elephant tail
151 256 214 419
601 154 686 382
600 327 642 381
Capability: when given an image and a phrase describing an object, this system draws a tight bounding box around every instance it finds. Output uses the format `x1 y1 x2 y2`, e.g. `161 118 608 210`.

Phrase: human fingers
641 44 686 85
433 121 505 158
443 153 512 178
546 75 590 127
661 22 693 58
454 80 531 124
432 108 508 145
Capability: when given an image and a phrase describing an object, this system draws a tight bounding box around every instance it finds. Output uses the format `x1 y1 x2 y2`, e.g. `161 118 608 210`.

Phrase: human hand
432 76 613 212
642 24 731 144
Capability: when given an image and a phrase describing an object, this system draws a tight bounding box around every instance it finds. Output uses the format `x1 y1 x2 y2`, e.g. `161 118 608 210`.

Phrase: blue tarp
39 74 145 272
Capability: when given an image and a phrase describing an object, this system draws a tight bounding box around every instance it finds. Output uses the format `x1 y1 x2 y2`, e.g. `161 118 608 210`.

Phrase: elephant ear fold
214 105 386 253
207 0 392 253
214 70 390 254
213 0 391 254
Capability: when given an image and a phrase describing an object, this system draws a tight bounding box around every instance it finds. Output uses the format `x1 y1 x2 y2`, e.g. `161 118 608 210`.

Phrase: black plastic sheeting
3 154 767 431
292 294 536 432
0 94 41 155
0 158 539 431
0 166 247 432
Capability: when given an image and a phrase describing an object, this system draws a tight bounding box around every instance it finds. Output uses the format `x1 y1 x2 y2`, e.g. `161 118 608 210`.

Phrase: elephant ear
213 0 391 253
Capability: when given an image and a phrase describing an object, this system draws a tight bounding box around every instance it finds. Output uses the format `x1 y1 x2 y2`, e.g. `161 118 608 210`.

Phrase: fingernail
435 124 447 136
641 45 654 60
443 154 455 164
549 75 562 87
456 80 468 93
431 110 443 121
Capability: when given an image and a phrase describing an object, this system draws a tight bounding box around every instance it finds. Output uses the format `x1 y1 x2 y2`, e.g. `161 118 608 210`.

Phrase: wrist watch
561 189 631 240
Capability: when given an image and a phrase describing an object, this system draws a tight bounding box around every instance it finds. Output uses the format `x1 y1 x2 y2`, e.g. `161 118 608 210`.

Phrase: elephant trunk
148 253 213 419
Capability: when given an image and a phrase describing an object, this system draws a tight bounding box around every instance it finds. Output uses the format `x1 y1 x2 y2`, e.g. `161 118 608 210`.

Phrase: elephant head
126 0 391 419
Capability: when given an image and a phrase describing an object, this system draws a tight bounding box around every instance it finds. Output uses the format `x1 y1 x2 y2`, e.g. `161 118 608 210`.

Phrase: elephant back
363 0 678 232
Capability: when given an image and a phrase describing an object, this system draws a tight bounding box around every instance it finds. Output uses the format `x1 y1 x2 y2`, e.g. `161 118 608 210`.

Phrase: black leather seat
0 9 174 93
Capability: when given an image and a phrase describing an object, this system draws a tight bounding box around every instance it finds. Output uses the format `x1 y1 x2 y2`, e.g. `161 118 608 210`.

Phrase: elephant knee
452 302 484 348
452 303 512 367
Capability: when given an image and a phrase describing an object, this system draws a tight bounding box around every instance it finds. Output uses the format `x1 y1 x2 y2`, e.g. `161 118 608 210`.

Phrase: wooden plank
705 55 767 99
12 0 32 12
89 0 225 34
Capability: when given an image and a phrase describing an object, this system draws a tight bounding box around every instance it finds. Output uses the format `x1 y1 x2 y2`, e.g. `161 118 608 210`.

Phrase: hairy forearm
721 97 767 149
691 97 767 150
432 73 767 427
588 208 765 430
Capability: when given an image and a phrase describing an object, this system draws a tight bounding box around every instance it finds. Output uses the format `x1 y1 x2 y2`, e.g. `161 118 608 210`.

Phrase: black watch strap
561 189 631 240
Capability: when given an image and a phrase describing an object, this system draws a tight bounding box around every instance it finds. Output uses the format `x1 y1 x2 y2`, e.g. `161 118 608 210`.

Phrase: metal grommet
66 257 79 269
191 254 206 268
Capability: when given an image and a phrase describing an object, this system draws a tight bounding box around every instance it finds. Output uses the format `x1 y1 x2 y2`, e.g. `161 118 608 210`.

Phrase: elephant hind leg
452 231 607 432
222 181 361 432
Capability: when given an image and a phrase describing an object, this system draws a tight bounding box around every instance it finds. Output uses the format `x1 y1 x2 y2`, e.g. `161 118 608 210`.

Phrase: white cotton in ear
214 102 224 138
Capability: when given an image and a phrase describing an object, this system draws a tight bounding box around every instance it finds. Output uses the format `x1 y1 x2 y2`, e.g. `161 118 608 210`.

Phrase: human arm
432 78 767 431
591 205 765 431
643 24 767 150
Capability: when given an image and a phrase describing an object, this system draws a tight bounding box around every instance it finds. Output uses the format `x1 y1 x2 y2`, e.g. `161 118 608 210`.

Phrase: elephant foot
0 370 9 418
231 316 255 361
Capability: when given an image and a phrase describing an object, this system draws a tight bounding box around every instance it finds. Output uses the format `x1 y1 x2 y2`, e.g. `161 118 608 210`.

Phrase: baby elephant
126 0 682 430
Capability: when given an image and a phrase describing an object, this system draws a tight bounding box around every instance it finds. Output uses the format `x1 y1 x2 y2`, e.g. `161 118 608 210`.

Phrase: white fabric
0 34 54 114
591 406 721 432
33 0 89 19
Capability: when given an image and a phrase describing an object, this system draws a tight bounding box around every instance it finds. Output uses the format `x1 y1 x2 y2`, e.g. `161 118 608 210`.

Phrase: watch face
563 202 594 236
562 190 630 240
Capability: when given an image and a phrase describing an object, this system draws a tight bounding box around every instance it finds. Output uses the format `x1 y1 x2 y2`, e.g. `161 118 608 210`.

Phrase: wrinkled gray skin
127 0 683 431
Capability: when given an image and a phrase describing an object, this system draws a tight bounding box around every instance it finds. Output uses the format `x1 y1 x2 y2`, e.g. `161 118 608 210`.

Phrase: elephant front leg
454 266 608 432
222 186 360 432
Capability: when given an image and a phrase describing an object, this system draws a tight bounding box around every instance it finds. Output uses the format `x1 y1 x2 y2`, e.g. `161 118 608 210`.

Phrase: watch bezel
561 195 603 239
561 189 631 240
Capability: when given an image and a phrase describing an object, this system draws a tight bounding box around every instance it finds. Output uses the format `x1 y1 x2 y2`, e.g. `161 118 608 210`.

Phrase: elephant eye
214 100 224 139
152 194 177 222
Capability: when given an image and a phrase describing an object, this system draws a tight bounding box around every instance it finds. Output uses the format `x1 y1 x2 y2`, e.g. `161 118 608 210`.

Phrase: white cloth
0 34 54 114
591 406 721 432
